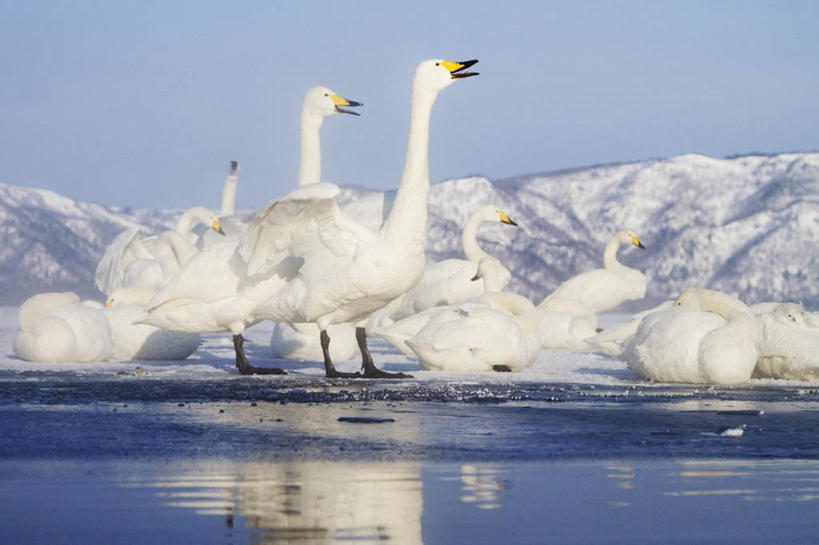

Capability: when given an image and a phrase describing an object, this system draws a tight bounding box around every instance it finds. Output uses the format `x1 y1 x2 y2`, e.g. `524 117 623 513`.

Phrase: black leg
321 329 361 378
357 327 412 379
233 334 286 375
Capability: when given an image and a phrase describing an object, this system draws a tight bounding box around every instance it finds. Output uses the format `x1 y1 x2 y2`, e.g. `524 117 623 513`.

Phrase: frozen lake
1 306 818 543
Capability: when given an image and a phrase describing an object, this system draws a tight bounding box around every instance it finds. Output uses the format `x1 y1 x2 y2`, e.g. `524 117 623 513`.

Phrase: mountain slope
2 152 817 308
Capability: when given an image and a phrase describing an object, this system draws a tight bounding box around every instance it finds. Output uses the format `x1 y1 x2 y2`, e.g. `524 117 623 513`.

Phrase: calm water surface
1 458 818 544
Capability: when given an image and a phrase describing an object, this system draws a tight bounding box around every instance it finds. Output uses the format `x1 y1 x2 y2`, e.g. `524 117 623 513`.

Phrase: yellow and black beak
330 94 363 116
498 210 518 227
441 59 479 79
632 236 646 249
213 220 226 235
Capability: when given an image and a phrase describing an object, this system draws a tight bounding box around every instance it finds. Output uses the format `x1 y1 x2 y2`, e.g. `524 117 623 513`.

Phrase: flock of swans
13 58 819 385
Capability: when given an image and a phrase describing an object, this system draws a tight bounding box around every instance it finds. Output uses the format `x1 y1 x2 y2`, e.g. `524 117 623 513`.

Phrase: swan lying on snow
405 292 541 373
14 292 113 363
253 59 479 378
539 228 647 315
372 259 541 371
753 303 819 380
622 288 759 384
267 85 363 362
368 204 518 329
104 287 201 361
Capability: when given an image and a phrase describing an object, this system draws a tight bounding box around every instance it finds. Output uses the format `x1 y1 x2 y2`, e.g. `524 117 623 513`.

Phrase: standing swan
622 288 760 384
139 90 362 375
538 228 647 315
269 86 364 362
254 59 479 378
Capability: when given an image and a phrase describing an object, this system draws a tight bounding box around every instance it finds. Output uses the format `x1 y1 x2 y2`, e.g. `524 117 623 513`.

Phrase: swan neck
175 208 205 234
381 86 436 241
462 214 490 263
603 237 624 270
219 172 238 215
298 110 324 186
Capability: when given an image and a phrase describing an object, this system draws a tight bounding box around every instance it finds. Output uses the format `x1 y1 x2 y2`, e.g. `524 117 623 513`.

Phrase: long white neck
603 236 627 271
219 171 239 215
298 110 324 186
462 213 491 263
175 208 209 234
380 85 436 244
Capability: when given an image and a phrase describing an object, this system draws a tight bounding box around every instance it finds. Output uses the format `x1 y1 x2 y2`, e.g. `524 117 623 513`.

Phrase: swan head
414 59 479 93
304 86 363 117
227 160 240 176
615 228 646 249
474 204 518 226
675 288 752 320
185 206 226 235
105 287 155 308
770 303 819 329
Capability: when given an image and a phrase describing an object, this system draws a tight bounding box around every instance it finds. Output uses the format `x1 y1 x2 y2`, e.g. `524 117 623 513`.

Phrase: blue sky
2 0 818 209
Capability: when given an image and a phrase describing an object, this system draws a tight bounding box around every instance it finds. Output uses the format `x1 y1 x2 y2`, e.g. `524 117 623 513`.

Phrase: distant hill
2 152 817 308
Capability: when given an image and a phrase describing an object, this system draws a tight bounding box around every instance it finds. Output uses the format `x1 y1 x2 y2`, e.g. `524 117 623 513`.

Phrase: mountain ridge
2 152 817 308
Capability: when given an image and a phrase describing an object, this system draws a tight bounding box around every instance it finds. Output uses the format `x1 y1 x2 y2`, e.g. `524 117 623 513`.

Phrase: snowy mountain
2 152 818 308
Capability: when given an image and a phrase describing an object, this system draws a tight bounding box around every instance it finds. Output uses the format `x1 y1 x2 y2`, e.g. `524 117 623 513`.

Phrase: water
1 375 819 543
2 457 819 544
2 318 819 543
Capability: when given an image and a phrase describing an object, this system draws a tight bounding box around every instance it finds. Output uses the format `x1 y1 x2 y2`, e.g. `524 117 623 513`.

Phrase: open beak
441 59 479 79
632 236 646 249
331 94 363 116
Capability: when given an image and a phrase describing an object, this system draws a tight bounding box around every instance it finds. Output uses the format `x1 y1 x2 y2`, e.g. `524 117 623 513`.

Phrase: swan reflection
148 461 423 545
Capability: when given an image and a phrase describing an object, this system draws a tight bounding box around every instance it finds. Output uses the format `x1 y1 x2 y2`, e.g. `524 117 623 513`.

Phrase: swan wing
95 228 144 295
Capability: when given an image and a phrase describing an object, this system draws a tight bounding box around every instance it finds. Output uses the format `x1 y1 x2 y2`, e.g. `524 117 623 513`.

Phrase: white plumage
539 228 647 315
622 288 760 384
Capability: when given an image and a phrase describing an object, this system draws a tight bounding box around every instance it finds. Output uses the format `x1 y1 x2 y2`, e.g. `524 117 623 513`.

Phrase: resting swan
405 292 541 373
753 303 819 380
371 256 536 359
140 88 363 374
268 86 363 362
253 59 479 378
14 292 113 363
622 288 760 384
95 206 225 297
538 228 647 315
367 205 518 329
104 287 201 361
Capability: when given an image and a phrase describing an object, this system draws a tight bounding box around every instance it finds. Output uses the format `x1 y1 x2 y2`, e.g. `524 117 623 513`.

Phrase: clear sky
2 0 818 209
